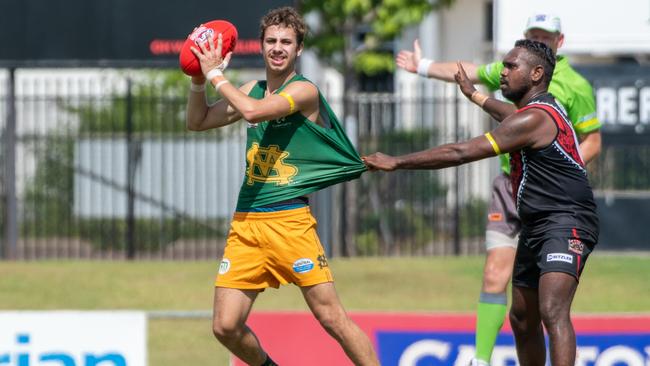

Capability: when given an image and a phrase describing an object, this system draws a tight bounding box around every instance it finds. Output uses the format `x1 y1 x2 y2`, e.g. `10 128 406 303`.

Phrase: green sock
475 292 507 363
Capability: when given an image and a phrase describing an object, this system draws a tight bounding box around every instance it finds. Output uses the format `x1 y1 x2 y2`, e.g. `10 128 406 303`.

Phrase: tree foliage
301 0 454 76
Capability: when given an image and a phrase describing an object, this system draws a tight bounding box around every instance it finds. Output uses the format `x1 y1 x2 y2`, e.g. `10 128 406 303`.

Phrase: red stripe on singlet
518 103 585 166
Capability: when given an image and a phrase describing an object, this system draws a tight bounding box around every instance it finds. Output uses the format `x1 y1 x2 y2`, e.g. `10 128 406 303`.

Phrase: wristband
214 80 229 93
206 68 223 82
417 58 434 77
471 90 489 108
190 82 205 92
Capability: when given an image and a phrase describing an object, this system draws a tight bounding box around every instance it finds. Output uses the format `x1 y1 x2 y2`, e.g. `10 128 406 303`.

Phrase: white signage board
73 138 245 219
495 0 650 55
0 311 146 366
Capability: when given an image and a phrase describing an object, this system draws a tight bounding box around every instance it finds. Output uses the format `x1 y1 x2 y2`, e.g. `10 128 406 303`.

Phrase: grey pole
453 90 461 256
3 68 18 259
125 78 137 260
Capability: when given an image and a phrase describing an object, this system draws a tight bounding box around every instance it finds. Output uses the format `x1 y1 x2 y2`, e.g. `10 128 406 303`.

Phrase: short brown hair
259 7 307 45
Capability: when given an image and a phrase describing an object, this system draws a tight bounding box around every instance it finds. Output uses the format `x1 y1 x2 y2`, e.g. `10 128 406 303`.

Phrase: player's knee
482 265 510 290
539 298 570 328
508 306 528 332
314 308 348 335
212 318 243 342
508 309 522 329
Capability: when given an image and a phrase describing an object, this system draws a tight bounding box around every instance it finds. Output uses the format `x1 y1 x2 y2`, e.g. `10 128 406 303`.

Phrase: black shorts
512 228 595 289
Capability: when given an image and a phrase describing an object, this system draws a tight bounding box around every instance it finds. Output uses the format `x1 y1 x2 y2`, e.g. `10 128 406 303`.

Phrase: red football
179 20 238 76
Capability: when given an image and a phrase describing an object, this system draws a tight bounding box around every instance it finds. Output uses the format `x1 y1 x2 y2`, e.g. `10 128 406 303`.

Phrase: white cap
525 13 562 33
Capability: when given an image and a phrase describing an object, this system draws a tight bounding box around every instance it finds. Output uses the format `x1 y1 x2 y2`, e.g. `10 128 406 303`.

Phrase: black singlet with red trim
509 93 599 242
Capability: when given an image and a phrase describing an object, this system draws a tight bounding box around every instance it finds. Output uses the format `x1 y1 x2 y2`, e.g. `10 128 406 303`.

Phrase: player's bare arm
454 62 517 122
191 32 318 124
185 31 242 131
396 39 481 82
186 80 257 131
363 109 555 171
216 80 318 123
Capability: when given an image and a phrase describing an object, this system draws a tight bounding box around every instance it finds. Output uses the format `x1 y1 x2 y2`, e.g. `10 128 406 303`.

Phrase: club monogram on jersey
245 143 298 186
235 74 367 210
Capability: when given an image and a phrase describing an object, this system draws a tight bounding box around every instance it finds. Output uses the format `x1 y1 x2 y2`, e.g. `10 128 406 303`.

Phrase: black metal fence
1 69 648 259
1 69 246 260
588 140 650 251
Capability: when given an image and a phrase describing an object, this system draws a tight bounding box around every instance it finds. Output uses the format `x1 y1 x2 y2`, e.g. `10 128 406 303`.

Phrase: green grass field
1 255 649 365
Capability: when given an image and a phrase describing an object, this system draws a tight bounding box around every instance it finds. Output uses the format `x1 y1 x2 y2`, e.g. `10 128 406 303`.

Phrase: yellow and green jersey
236 74 366 210
477 55 601 174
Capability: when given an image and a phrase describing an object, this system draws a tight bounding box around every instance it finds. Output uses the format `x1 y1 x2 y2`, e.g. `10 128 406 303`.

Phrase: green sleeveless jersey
477 55 601 174
236 74 366 210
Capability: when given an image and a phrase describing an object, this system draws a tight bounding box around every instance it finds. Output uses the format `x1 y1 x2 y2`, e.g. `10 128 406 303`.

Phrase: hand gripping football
179 20 238 76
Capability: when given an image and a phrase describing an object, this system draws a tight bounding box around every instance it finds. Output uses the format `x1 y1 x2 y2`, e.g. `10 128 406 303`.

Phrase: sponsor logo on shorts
547 253 573 264
568 239 584 254
292 258 314 274
488 213 503 222
317 254 329 269
218 258 231 274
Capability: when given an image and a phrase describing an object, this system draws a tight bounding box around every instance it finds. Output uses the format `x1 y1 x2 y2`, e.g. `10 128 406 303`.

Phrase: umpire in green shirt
396 13 601 366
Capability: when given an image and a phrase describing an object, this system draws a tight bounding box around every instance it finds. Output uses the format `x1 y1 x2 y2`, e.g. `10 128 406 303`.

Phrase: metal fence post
3 68 18 260
453 90 461 256
125 78 136 259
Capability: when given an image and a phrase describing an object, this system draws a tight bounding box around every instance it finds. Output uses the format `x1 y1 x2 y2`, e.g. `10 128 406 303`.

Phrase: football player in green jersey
396 13 601 366
187 6 378 366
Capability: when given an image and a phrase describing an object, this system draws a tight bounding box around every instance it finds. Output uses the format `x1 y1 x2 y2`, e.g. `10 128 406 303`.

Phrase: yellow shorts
215 207 333 290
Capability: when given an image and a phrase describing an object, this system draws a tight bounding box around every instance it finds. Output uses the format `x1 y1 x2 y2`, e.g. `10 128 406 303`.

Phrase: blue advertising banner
377 332 515 366
376 331 650 366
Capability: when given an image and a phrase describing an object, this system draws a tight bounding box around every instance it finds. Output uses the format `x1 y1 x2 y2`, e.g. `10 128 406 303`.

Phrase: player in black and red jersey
364 39 598 366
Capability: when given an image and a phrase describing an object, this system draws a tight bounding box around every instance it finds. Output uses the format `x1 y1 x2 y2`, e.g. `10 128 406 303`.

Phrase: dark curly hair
259 7 307 45
514 39 556 85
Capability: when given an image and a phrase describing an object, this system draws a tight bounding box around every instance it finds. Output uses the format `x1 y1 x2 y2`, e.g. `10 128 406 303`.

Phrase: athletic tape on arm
214 80 229 93
470 91 489 107
278 92 296 114
484 132 502 155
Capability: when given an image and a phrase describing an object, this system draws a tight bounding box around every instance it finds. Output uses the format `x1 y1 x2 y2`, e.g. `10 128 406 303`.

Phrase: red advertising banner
232 312 650 366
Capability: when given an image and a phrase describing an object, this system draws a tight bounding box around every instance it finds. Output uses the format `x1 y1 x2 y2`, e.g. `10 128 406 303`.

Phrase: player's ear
297 43 304 57
531 65 545 84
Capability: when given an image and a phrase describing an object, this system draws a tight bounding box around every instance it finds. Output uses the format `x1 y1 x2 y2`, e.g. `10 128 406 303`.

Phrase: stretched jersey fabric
236 74 366 210
478 55 601 174
509 93 599 242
